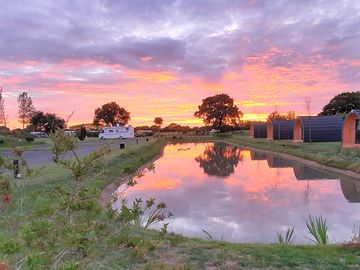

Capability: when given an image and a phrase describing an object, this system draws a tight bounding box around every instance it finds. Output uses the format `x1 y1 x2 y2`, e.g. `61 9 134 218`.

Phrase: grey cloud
0 0 360 80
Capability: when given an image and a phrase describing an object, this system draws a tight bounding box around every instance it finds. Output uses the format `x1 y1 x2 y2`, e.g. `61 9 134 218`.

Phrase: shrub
277 227 295 245
78 126 87 141
215 133 232 138
25 136 35 142
305 215 328 245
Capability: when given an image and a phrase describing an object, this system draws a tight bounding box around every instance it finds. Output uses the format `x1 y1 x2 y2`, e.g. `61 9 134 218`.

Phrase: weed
117 197 173 229
49 129 78 162
168 233 185 246
305 215 328 245
59 145 111 181
0 238 21 254
202 229 213 240
277 227 295 245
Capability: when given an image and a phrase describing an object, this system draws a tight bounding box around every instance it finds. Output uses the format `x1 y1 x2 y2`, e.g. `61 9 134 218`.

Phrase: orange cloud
0 47 355 129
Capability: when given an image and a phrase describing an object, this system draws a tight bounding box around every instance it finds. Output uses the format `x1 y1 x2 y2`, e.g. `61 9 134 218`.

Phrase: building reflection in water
253 150 360 203
341 177 360 203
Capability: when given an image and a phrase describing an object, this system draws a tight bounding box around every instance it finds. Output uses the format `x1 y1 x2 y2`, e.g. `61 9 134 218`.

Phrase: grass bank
0 135 49 150
220 131 360 175
1 139 360 269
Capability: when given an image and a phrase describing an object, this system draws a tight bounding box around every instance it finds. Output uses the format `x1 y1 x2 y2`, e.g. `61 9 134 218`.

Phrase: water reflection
293 164 337 181
341 177 360 202
267 155 295 168
250 151 267 161
195 143 243 177
114 142 360 243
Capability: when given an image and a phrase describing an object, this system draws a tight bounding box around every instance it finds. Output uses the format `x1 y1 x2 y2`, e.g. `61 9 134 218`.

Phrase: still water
113 142 360 244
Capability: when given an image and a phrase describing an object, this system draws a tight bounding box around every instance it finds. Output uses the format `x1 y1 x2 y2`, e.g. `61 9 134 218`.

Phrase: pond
113 142 360 244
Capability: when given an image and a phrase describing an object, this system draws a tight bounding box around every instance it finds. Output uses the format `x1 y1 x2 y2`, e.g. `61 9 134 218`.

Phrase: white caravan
98 126 134 139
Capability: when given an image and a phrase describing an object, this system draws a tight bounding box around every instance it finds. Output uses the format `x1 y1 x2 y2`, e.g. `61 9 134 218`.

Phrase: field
1 137 360 269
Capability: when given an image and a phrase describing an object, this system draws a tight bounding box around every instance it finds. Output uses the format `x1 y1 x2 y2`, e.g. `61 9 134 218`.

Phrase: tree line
0 87 359 133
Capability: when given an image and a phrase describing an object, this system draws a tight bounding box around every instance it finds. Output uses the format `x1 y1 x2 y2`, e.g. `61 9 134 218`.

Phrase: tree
162 123 191 132
195 143 243 177
93 102 130 126
0 87 8 127
267 110 296 121
154 117 163 127
319 91 360 116
30 111 65 134
78 126 87 141
194 93 243 131
17 91 35 129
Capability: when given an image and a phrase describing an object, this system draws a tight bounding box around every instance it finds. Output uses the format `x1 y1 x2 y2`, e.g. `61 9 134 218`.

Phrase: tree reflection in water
195 143 243 177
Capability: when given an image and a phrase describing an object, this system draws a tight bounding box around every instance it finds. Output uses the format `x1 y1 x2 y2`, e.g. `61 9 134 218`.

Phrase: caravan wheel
119 136 123 140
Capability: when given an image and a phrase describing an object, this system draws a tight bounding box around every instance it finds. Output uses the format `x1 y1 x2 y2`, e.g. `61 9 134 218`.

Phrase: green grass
0 134 49 150
1 138 360 269
223 131 360 174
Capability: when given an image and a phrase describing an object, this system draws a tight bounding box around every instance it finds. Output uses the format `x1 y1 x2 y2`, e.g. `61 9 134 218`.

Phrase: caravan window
126 127 129 131
109 130 114 133
116 129 119 132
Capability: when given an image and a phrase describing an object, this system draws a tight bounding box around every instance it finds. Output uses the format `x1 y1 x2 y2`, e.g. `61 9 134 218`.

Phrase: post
120 143 125 149
13 159 21 178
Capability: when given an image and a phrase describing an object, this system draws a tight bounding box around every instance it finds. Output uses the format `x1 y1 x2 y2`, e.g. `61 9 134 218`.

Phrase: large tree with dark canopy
93 102 130 126
154 117 163 127
194 93 242 131
30 111 65 134
195 143 243 177
319 91 360 116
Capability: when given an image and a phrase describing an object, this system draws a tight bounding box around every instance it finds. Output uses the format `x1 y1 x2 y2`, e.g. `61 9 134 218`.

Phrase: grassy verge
0 135 49 150
1 139 360 269
220 131 360 174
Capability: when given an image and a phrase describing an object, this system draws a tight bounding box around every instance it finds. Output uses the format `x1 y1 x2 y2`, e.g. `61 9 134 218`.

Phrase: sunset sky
1 0 360 128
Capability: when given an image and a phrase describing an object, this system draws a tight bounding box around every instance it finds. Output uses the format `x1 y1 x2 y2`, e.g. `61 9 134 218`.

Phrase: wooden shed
342 109 360 149
267 120 295 140
249 122 267 138
293 116 343 143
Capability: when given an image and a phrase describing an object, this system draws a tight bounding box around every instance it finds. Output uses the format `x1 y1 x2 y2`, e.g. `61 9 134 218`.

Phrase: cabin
293 116 343 143
267 120 295 140
249 122 267 138
340 177 360 203
342 109 360 149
